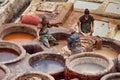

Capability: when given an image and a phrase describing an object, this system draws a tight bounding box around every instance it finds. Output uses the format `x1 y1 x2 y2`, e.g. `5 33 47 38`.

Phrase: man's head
41 16 49 25
84 9 90 15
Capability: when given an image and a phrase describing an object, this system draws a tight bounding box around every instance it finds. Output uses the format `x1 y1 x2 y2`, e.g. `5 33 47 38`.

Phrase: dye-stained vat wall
0 23 38 45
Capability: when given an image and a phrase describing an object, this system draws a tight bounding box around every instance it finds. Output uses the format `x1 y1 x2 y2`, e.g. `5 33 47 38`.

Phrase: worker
39 16 58 48
21 14 60 48
78 9 94 36
67 28 85 54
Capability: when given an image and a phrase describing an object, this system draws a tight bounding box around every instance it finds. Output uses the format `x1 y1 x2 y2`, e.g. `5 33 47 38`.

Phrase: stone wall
0 0 31 25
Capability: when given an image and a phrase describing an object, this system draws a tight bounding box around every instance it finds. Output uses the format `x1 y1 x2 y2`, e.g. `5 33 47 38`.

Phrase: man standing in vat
78 9 94 36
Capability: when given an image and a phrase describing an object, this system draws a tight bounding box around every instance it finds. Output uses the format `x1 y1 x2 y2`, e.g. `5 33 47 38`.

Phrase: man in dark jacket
67 29 85 54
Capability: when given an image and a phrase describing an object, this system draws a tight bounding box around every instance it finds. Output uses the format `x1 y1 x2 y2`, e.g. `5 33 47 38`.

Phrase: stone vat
0 23 38 45
23 43 44 54
93 37 120 63
0 64 10 80
12 71 55 80
0 41 26 64
29 53 65 80
49 27 69 49
101 73 120 80
65 52 115 80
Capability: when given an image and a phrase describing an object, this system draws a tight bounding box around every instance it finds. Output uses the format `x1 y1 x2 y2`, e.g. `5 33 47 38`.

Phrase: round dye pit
65 52 115 80
12 72 55 80
48 27 70 55
0 23 37 45
29 53 65 79
99 37 120 62
0 41 26 64
73 63 105 74
101 73 120 80
23 44 44 54
3 32 36 45
31 58 64 73
93 45 118 60
0 48 19 62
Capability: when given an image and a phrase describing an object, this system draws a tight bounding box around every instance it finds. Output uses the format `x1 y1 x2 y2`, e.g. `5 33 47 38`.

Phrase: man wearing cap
78 9 94 36
67 29 85 55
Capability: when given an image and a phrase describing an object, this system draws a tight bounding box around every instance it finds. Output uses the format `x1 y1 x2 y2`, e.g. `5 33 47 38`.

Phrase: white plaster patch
105 3 120 14
93 20 109 37
74 0 101 10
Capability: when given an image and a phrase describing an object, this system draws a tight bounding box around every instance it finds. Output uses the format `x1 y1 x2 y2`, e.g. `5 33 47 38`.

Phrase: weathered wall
0 0 31 25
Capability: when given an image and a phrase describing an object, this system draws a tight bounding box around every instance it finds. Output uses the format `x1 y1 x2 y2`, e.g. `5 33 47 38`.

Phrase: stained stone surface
93 20 109 37
74 0 101 10
105 3 120 14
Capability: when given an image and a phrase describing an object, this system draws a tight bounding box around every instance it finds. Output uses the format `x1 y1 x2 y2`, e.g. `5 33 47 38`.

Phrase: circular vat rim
0 23 38 45
101 37 120 62
101 72 120 80
0 64 10 80
66 52 114 76
0 41 26 64
28 52 65 75
12 71 55 80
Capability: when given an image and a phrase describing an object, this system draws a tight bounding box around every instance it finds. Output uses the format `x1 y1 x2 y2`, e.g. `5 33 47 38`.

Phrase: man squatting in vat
38 16 59 48
21 14 60 48
67 28 85 55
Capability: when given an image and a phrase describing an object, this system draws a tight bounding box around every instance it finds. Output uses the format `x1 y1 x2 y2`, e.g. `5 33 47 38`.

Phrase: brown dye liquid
111 78 120 80
0 48 19 62
31 59 64 73
74 63 105 74
3 33 35 45
0 69 5 80
93 46 118 60
51 40 67 50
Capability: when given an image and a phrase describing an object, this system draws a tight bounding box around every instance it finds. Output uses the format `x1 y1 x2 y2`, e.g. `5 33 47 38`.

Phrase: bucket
21 15 41 26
